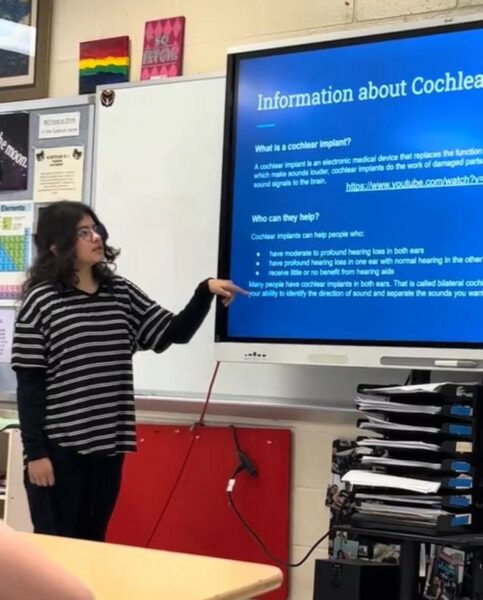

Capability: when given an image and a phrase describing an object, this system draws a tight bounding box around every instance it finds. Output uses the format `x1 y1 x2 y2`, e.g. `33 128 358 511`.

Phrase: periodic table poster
0 201 32 304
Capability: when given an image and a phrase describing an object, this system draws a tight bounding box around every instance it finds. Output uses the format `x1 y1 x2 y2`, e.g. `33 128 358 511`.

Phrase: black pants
24 442 124 541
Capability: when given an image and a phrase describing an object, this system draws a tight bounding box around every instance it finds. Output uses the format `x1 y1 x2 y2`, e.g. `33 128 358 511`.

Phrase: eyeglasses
76 224 104 241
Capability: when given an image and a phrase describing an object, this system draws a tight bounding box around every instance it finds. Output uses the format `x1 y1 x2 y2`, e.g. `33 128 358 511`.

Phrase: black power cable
144 362 221 547
227 425 347 568
143 363 349 562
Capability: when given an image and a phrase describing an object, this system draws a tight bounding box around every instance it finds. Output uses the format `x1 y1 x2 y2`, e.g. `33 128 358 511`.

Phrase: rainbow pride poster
79 36 130 94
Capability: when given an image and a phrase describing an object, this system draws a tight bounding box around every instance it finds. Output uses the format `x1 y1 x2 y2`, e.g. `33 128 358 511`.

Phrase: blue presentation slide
226 26 483 344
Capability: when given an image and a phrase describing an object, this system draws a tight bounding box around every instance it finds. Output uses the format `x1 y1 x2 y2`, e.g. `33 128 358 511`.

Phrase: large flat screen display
216 16 483 370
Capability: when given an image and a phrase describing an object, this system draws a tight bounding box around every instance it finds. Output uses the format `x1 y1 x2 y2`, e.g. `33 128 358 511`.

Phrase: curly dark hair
23 201 119 296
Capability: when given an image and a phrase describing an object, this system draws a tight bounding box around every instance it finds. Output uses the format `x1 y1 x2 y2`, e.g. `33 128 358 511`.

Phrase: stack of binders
342 382 483 535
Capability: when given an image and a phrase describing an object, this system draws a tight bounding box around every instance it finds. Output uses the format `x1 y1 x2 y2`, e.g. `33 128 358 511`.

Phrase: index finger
229 284 249 296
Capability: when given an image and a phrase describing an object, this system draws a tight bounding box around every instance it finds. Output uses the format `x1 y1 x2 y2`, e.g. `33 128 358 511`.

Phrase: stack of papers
354 492 471 508
360 456 443 471
342 470 441 494
355 493 445 506
355 502 471 526
357 439 441 452
356 394 441 415
360 383 454 395
359 414 440 435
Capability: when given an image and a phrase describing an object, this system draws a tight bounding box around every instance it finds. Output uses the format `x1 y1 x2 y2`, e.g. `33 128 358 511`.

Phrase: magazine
424 546 465 600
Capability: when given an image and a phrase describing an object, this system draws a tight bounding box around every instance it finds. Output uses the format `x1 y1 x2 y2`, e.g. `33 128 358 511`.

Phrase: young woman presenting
12 200 246 541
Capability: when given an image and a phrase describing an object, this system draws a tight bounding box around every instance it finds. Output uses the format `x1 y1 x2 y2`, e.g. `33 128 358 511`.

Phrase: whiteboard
93 75 433 409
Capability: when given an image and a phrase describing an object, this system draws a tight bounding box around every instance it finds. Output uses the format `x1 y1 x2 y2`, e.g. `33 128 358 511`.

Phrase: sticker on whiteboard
38 112 81 139
101 90 115 107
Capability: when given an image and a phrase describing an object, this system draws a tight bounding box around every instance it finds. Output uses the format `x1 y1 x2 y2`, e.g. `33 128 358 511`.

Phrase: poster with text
0 201 33 304
0 112 29 191
0 309 15 363
33 146 84 202
38 112 81 139
140 17 185 80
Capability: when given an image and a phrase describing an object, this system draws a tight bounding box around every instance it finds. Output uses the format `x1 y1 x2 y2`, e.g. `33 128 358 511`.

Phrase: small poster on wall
0 113 29 191
140 17 185 80
33 146 84 202
38 111 81 139
79 36 130 95
0 201 33 304
0 309 14 363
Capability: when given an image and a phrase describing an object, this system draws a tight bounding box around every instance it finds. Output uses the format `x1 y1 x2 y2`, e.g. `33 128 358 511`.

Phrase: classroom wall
45 1 483 598
49 0 483 97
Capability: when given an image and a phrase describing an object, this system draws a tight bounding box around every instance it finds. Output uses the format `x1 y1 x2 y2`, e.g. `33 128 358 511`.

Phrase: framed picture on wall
0 0 53 102
140 17 185 80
